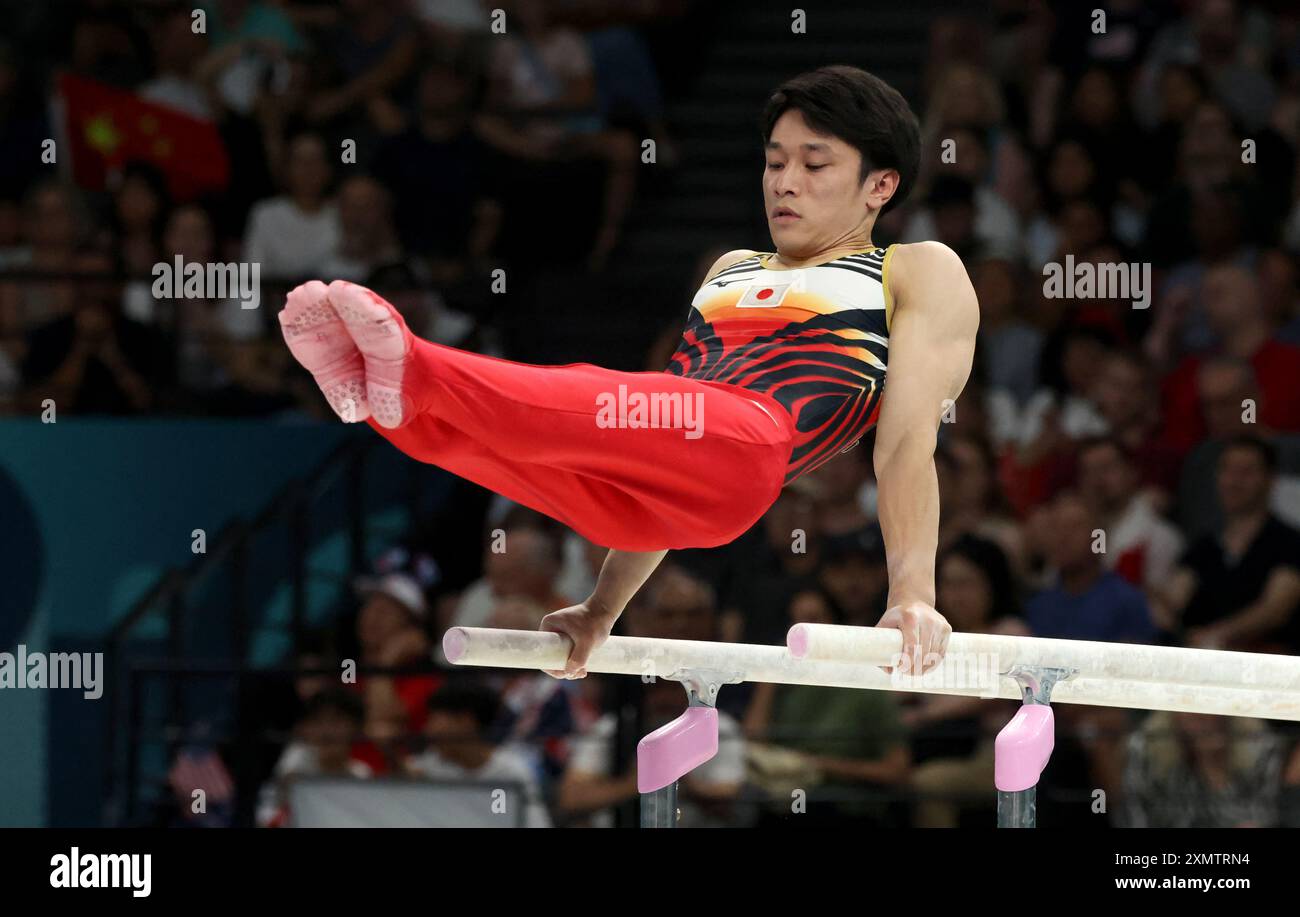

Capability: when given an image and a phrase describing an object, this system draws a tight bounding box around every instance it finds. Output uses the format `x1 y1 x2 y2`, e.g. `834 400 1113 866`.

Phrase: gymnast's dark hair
759 65 921 214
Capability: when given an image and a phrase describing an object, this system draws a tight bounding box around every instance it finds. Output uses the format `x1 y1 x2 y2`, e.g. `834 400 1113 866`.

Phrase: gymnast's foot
278 280 369 423
326 280 415 429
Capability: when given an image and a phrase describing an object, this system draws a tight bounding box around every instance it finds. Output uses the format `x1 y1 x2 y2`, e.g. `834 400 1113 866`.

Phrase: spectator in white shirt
256 688 372 827
243 132 340 280
318 175 403 282
407 679 552 827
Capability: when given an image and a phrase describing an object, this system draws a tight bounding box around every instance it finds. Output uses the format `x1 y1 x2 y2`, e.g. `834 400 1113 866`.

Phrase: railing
100 432 403 826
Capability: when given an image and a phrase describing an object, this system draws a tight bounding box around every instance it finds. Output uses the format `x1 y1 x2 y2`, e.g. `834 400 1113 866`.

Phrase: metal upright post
636 669 740 828
995 666 1073 828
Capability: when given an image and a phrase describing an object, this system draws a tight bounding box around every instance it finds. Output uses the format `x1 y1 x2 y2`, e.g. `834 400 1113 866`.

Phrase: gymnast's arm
538 549 669 677
872 241 979 673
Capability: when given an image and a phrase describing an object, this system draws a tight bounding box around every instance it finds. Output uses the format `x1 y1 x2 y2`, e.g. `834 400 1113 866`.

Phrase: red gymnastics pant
366 337 796 551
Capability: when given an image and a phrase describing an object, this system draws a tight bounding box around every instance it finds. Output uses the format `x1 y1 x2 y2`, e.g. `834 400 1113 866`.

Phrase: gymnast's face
763 109 885 258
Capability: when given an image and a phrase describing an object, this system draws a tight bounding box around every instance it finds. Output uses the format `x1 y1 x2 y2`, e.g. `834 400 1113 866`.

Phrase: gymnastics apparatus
442 624 1300 827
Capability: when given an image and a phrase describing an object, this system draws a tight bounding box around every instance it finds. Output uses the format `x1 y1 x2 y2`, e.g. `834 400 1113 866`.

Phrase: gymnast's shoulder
701 249 762 284
884 241 977 309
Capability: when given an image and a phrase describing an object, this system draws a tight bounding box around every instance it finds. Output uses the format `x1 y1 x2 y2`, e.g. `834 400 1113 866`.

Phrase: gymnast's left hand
876 601 952 676
538 602 618 680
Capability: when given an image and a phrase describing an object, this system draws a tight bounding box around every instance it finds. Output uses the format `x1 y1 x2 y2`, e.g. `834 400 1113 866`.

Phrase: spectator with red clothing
1090 349 1183 500
1160 264 1300 453
1075 436 1184 595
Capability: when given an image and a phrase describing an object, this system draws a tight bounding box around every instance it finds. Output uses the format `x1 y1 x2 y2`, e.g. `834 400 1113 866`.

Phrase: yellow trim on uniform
880 243 898 332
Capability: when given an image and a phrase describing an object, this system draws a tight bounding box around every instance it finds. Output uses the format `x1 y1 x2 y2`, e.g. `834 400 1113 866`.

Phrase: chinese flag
57 72 230 201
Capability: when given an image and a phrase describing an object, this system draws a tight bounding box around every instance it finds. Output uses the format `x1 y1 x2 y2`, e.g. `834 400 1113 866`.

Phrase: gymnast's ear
864 168 900 212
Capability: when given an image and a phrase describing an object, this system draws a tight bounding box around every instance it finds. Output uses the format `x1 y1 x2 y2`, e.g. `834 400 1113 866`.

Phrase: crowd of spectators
0 0 684 415
26 0 1300 826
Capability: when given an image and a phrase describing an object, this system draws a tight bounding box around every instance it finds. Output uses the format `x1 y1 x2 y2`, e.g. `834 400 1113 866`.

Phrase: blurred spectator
971 257 1041 405
318 175 404 282
125 203 288 414
414 0 492 54
139 6 216 121
901 175 988 262
1024 490 1158 643
451 524 569 631
1155 435 1300 651
242 131 339 279
1090 350 1183 499
67 0 151 87
373 55 503 288
0 182 91 334
903 137 1023 261
200 0 306 117
1137 63 1210 196
307 0 420 132
1122 711 1285 827
409 678 551 827
722 484 824 645
1024 135 1107 266
1002 325 1114 511
586 24 679 167
483 596 591 781
561 564 744 827
1159 264 1300 452
1173 356 1263 536
817 536 888 628
351 572 439 755
1142 101 1259 270
19 254 175 414
554 533 606 607
1075 436 1184 595
1024 325 1112 445
108 161 170 313
935 433 1024 572
256 688 372 827
808 448 875 543
745 584 909 827
476 0 639 270
1259 248 1300 342
1135 0 1277 132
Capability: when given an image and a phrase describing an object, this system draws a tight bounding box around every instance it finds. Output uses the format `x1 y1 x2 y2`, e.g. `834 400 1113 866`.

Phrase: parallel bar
443 627 1300 721
787 624 1300 693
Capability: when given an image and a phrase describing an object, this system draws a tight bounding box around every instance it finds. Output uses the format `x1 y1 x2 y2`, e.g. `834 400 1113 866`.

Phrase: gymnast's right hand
539 602 617 680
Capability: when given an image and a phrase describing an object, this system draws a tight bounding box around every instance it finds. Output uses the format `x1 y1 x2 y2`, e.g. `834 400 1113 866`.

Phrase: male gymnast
279 65 979 679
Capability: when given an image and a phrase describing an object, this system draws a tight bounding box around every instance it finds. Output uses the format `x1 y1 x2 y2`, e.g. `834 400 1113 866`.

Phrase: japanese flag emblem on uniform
737 282 792 307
